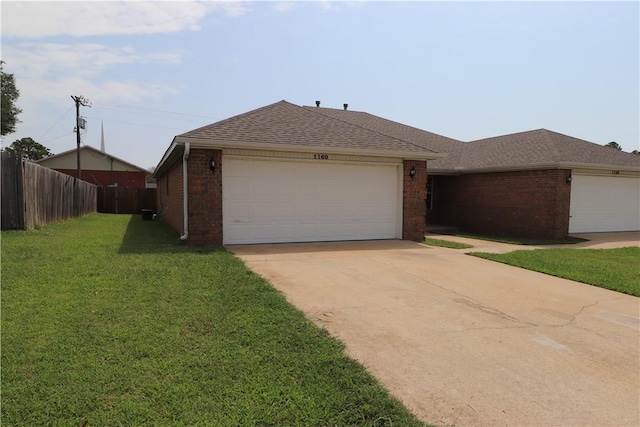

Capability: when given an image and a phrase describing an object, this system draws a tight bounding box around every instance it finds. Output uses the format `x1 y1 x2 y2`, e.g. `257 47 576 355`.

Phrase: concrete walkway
230 239 640 427
426 231 640 254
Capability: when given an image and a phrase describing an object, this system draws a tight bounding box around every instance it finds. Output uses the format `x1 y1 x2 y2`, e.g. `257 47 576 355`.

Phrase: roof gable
177 100 439 155
38 145 150 173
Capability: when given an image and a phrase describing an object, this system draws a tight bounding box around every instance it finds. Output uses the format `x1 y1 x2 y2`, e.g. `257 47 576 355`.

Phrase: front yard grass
423 238 473 249
1 214 425 426
470 247 640 296
450 232 587 246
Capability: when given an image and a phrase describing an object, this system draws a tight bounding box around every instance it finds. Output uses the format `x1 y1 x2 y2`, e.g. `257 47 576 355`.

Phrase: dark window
426 177 433 210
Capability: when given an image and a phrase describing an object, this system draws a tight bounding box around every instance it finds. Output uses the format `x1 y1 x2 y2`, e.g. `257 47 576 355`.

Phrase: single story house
38 145 150 188
153 100 640 245
310 106 640 239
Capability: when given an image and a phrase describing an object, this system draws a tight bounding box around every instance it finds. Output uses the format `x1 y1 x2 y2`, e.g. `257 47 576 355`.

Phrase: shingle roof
178 100 439 155
302 105 465 153
447 129 640 171
156 101 639 177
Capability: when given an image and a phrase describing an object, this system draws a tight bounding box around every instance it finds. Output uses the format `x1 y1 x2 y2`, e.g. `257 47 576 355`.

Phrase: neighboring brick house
38 145 150 188
153 100 442 246
311 108 640 240
154 100 640 245
426 129 640 238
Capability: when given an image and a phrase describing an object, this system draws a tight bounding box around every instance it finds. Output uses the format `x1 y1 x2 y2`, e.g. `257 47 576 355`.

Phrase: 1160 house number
314 154 329 160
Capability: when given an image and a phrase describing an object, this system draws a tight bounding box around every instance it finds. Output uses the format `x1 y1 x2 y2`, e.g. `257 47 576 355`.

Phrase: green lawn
470 247 640 296
423 238 473 249
1 214 426 426
449 232 586 246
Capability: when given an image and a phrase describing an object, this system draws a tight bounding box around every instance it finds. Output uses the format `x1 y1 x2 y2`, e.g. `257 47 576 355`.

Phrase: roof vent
343 103 348 111
315 100 320 107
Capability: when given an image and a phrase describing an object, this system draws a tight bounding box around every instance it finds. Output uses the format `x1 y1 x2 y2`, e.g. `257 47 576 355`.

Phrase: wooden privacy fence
1 152 97 230
97 186 157 214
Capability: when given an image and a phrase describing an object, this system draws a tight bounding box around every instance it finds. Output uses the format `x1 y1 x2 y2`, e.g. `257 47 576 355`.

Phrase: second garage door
569 174 640 233
223 157 401 244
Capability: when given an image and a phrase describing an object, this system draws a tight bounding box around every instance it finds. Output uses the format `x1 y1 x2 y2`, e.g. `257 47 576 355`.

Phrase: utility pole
71 95 90 179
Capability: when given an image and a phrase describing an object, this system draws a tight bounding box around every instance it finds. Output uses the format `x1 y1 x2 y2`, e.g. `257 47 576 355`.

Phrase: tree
1 61 22 136
632 150 640 156
605 141 622 150
4 137 52 161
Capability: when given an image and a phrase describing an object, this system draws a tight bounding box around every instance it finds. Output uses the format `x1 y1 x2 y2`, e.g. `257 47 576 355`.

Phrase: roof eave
174 136 445 161
153 138 183 178
433 161 640 175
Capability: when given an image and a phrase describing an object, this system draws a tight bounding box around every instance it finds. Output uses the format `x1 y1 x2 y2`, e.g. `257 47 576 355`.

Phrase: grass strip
469 247 640 296
423 238 473 249
449 232 587 246
2 214 426 426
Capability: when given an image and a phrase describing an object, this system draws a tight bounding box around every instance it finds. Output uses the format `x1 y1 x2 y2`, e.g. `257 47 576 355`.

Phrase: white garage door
223 158 401 244
569 175 640 233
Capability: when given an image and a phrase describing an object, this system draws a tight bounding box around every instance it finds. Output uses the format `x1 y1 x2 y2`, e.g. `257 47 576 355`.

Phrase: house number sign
314 154 329 160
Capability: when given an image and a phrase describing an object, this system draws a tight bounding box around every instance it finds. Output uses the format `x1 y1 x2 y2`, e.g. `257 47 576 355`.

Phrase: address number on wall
314 154 329 160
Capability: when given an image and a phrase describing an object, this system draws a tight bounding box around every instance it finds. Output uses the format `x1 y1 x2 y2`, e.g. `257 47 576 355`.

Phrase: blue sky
1 1 638 170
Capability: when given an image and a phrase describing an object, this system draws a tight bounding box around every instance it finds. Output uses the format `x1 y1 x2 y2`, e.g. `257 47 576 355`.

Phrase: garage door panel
223 158 400 244
569 175 640 233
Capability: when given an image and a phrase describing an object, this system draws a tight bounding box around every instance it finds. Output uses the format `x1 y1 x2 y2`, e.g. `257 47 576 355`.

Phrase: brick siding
429 169 571 239
402 160 427 241
186 149 223 246
156 159 184 236
55 169 147 188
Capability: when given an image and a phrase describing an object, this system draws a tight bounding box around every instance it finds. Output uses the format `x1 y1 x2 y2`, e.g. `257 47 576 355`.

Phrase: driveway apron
230 240 640 427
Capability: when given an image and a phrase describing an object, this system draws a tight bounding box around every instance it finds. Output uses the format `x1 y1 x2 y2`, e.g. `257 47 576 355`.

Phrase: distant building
38 145 150 188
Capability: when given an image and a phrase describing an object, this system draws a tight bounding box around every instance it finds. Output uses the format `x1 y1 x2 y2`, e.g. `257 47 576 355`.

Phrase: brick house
305 107 640 239
154 100 640 245
426 129 640 238
38 145 150 188
153 100 443 246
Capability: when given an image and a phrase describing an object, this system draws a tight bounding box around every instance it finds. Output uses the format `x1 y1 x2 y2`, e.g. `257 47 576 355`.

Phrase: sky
1 1 638 170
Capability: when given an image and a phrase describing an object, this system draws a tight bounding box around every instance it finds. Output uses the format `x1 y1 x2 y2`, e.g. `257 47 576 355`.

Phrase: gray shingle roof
302 105 465 153
447 129 640 171
157 101 639 177
178 100 439 155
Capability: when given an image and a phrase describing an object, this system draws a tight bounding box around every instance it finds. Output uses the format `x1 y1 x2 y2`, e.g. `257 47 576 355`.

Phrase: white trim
176 136 443 161
441 161 640 175
223 148 402 165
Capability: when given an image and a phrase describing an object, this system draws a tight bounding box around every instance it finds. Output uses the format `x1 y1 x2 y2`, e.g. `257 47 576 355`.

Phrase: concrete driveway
230 239 639 426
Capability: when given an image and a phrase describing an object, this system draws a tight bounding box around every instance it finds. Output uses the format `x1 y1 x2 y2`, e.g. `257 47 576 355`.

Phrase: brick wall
186 149 223 246
430 169 571 239
55 169 147 188
156 159 184 235
402 160 427 241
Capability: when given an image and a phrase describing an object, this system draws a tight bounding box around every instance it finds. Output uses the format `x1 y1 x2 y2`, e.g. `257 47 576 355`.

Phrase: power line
84 116 190 132
41 132 75 143
38 106 74 141
92 101 218 121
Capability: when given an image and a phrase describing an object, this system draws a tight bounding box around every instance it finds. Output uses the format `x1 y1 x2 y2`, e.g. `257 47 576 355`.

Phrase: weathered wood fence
97 186 156 214
1 152 97 230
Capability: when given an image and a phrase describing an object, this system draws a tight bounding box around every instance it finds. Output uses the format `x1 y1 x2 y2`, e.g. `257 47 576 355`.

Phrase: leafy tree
632 150 640 156
1 61 22 136
605 141 622 150
4 137 52 161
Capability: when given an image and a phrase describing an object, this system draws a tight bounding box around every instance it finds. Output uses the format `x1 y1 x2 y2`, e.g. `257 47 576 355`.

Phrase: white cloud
272 2 296 12
1 1 250 38
4 43 182 80
1 42 183 125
